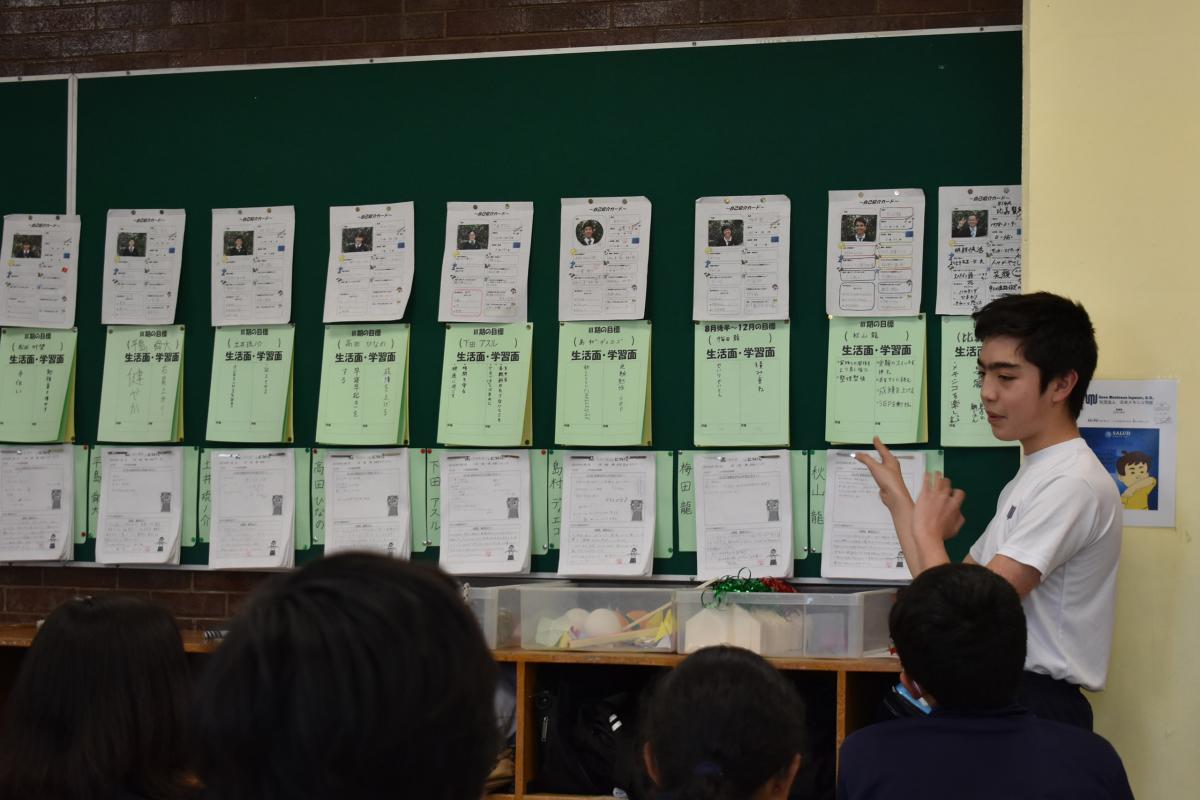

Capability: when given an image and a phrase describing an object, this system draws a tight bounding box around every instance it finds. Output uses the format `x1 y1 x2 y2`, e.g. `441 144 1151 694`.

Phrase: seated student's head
0 595 193 800
642 646 805 800
193 553 498 800
890 563 1027 711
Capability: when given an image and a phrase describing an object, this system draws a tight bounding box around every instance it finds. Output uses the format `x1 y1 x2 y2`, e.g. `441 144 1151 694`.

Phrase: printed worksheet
438 450 531 575
208 449 295 569
826 189 925 316
557 452 655 577
96 447 183 565
1079 379 1178 528
101 209 185 325
0 445 73 561
936 185 1022 314
323 449 411 558
693 195 790 321
323 202 415 322
694 450 792 579
558 196 651 321
438 202 533 323
211 206 294 326
821 449 924 580
1 213 81 329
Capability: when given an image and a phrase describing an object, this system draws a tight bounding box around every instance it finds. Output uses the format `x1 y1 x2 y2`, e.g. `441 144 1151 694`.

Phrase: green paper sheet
182 447 198 547
826 315 927 444
437 324 533 446
97 325 184 442
198 450 211 543
555 321 651 445
424 449 442 548
676 451 697 552
940 316 1015 447
316 323 410 445
294 448 311 550
790 450 809 560
654 450 674 558
206 325 295 443
694 321 789 447
73 445 89 544
87 445 103 540
408 449 427 553
0 327 76 442
543 449 560 552
808 450 825 554
310 448 327 546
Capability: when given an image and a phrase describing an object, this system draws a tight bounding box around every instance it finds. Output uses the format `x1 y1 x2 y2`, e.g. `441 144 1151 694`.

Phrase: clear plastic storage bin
675 588 896 658
518 585 676 652
464 584 525 649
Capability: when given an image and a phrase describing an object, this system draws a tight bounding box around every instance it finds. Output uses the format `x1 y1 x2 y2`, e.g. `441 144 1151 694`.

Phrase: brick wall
0 0 1020 78
0 0 1020 626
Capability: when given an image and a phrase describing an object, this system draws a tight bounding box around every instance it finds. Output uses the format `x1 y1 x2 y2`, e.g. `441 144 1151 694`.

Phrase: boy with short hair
858 292 1122 729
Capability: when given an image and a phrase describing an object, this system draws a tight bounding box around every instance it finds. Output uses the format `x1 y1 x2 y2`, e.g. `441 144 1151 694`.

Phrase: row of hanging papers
0 187 1021 576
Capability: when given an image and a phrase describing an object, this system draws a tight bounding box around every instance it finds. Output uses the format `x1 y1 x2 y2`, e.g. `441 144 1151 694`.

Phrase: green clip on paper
97 325 185 442
694 321 789 447
206 325 295 443
0 327 77 442
826 315 927 445
437 324 534 447
316 323 411 445
940 316 1015 447
555 321 652 446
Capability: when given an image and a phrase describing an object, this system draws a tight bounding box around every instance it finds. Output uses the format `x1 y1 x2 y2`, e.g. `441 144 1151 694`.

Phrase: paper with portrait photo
323 449 411 558
210 206 295 326
558 196 651 320
1078 379 1177 528
95 447 183 565
323 202 415 323
438 202 533 323
101 209 185 325
557 452 655 577
1 213 81 329
936 186 1022 315
694 450 792 579
693 195 790 321
438 450 531 575
826 189 924 317
0 445 73 562
208 449 295 570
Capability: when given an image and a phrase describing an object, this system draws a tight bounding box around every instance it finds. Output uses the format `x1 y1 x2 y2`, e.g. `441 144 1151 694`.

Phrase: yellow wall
1025 1 1200 795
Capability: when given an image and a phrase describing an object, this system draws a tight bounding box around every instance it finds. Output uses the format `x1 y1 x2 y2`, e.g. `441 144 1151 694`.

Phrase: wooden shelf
0 624 219 654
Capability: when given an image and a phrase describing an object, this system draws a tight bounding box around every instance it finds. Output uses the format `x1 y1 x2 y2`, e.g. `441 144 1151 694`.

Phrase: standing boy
858 292 1121 729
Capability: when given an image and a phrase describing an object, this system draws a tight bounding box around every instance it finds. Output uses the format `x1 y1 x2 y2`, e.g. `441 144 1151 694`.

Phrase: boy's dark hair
642 646 806 800
889 564 1026 711
193 553 498 800
973 291 1098 418
1115 451 1152 475
0 595 193 800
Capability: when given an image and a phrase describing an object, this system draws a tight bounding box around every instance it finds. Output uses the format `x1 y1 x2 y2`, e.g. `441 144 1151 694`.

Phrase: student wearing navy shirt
837 564 1132 800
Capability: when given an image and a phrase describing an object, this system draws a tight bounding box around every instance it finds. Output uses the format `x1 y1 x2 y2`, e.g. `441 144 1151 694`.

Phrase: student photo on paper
575 219 604 247
224 231 254 257
841 214 876 243
342 226 373 253
708 219 743 247
458 224 489 250
118 232 147 258
952 209 989 238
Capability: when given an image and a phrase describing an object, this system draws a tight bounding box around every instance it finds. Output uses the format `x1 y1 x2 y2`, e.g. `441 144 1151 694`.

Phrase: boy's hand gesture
915 472 966 542
854 437 915 515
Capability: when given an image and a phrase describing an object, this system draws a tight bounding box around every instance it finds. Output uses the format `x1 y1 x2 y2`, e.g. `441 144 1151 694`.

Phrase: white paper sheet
694 450 792 579
101 209 185 325
826 189 925 317
438 450 531 574
0 213 81 329
1078 379 1178 528
323 448 411 558
210 206 295 326
437 202 533 323
96 447 183 565
821 449 925 580
0 445 73 562
693 195 790 321
935 185 1022 314
557 452 655 577
208 449 295 569
558 197 651 321
323 202 415 322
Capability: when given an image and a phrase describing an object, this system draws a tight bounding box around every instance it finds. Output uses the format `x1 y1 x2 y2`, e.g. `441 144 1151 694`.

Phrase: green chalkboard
68 31 1020 576
0 79 67 219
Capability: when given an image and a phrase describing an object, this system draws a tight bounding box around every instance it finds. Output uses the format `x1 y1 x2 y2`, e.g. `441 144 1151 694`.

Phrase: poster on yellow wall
1078 379 1177 528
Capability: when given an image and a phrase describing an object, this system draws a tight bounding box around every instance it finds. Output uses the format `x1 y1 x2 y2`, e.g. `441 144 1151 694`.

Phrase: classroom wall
1024 0 1200 795
0 0 1020 77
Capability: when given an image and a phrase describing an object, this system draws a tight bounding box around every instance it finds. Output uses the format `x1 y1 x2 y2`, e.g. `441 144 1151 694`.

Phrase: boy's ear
1047 369 1079 406
643 742 662 788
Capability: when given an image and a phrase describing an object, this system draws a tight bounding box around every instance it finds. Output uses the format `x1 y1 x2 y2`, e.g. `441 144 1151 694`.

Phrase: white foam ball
582 608 623 638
